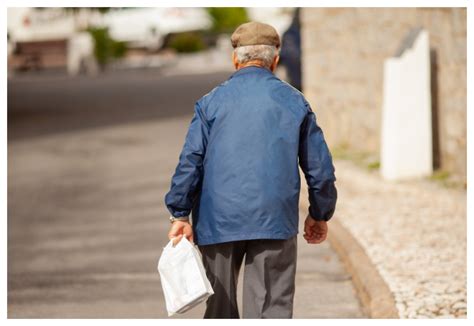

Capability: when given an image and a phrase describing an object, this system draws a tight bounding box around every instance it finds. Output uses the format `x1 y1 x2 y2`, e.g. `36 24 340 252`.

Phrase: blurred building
301 8 466 181
7 8 212 73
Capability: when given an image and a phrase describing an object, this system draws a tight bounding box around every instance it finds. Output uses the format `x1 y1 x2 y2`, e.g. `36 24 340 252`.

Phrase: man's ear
271 55 280 72
232 51 239 70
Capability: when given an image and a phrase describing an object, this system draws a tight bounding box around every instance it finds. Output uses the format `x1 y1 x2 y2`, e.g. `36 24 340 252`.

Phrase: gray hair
234 44 279 69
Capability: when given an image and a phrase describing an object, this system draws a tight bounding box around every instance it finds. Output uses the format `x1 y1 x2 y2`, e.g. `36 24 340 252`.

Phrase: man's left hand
303 215 328 244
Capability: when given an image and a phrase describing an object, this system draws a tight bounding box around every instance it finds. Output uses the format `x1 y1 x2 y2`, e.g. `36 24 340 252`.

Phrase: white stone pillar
380 29 433 180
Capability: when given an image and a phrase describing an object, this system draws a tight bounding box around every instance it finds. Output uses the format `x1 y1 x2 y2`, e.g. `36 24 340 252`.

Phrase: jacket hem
195 230 299 246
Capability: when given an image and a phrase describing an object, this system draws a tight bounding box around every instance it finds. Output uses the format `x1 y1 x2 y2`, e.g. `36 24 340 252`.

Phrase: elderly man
165 22 337 319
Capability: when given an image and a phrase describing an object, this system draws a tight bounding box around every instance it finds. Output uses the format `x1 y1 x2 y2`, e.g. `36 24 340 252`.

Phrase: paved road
8 69 364 318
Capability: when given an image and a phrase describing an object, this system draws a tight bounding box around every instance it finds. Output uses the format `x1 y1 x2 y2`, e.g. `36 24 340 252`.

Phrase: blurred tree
87 27 127 69
62 8 126 70
206 8 249 33
168 32 207 53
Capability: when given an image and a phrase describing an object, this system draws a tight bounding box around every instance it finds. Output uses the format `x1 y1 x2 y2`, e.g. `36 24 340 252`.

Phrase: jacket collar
230 65 273 79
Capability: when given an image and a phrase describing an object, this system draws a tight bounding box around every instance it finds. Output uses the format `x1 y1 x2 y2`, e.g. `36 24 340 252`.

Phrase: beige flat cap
231 21 281 48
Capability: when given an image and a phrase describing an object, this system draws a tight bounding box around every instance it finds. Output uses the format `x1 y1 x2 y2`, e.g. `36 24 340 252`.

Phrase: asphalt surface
8 68 365 318
8 68 226 140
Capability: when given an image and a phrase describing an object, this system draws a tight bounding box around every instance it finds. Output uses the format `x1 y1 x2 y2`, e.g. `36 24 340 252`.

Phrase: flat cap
231 21 280 48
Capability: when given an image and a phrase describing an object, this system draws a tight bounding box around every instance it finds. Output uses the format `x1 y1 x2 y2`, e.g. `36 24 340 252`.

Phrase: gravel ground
333 160 466 318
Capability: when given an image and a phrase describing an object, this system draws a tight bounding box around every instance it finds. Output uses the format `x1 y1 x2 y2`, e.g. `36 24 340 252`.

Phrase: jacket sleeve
298 103 337 221
165 102 209 218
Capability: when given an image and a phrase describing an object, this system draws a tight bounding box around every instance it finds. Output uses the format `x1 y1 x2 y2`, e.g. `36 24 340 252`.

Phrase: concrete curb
299 169 398 318
327 219 399 318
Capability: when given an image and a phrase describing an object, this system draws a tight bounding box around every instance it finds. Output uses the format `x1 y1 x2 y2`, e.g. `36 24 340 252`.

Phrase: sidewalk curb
327 219 399 318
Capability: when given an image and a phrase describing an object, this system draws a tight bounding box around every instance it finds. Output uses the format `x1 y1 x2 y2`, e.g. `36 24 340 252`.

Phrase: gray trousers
197 236 297 319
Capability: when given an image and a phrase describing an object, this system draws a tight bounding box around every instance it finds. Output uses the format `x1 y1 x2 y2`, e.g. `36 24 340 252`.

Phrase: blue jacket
165 66 337 245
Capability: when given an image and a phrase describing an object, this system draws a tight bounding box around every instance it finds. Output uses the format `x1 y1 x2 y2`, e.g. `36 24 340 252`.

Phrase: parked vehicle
103 8 212 51
7 7 212 73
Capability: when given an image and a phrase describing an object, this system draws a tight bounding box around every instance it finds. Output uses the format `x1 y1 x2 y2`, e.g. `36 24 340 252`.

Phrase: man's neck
237 60 269 71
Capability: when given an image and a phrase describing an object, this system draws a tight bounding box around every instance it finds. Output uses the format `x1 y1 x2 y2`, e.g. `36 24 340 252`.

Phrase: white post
380 29 433 180
67 32 98 76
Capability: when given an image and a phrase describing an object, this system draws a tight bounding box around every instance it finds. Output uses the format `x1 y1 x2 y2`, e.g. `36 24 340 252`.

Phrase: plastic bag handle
166 235 188 248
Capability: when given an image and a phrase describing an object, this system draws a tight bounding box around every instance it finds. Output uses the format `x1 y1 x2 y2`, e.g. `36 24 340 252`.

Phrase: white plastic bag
157 236 214 316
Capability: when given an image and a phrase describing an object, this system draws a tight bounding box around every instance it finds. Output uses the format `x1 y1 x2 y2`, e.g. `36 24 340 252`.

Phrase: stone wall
301 8 466 180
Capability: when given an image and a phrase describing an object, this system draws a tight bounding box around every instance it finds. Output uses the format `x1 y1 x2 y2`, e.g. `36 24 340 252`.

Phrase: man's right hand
303 215 328 244
168 220 194 246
